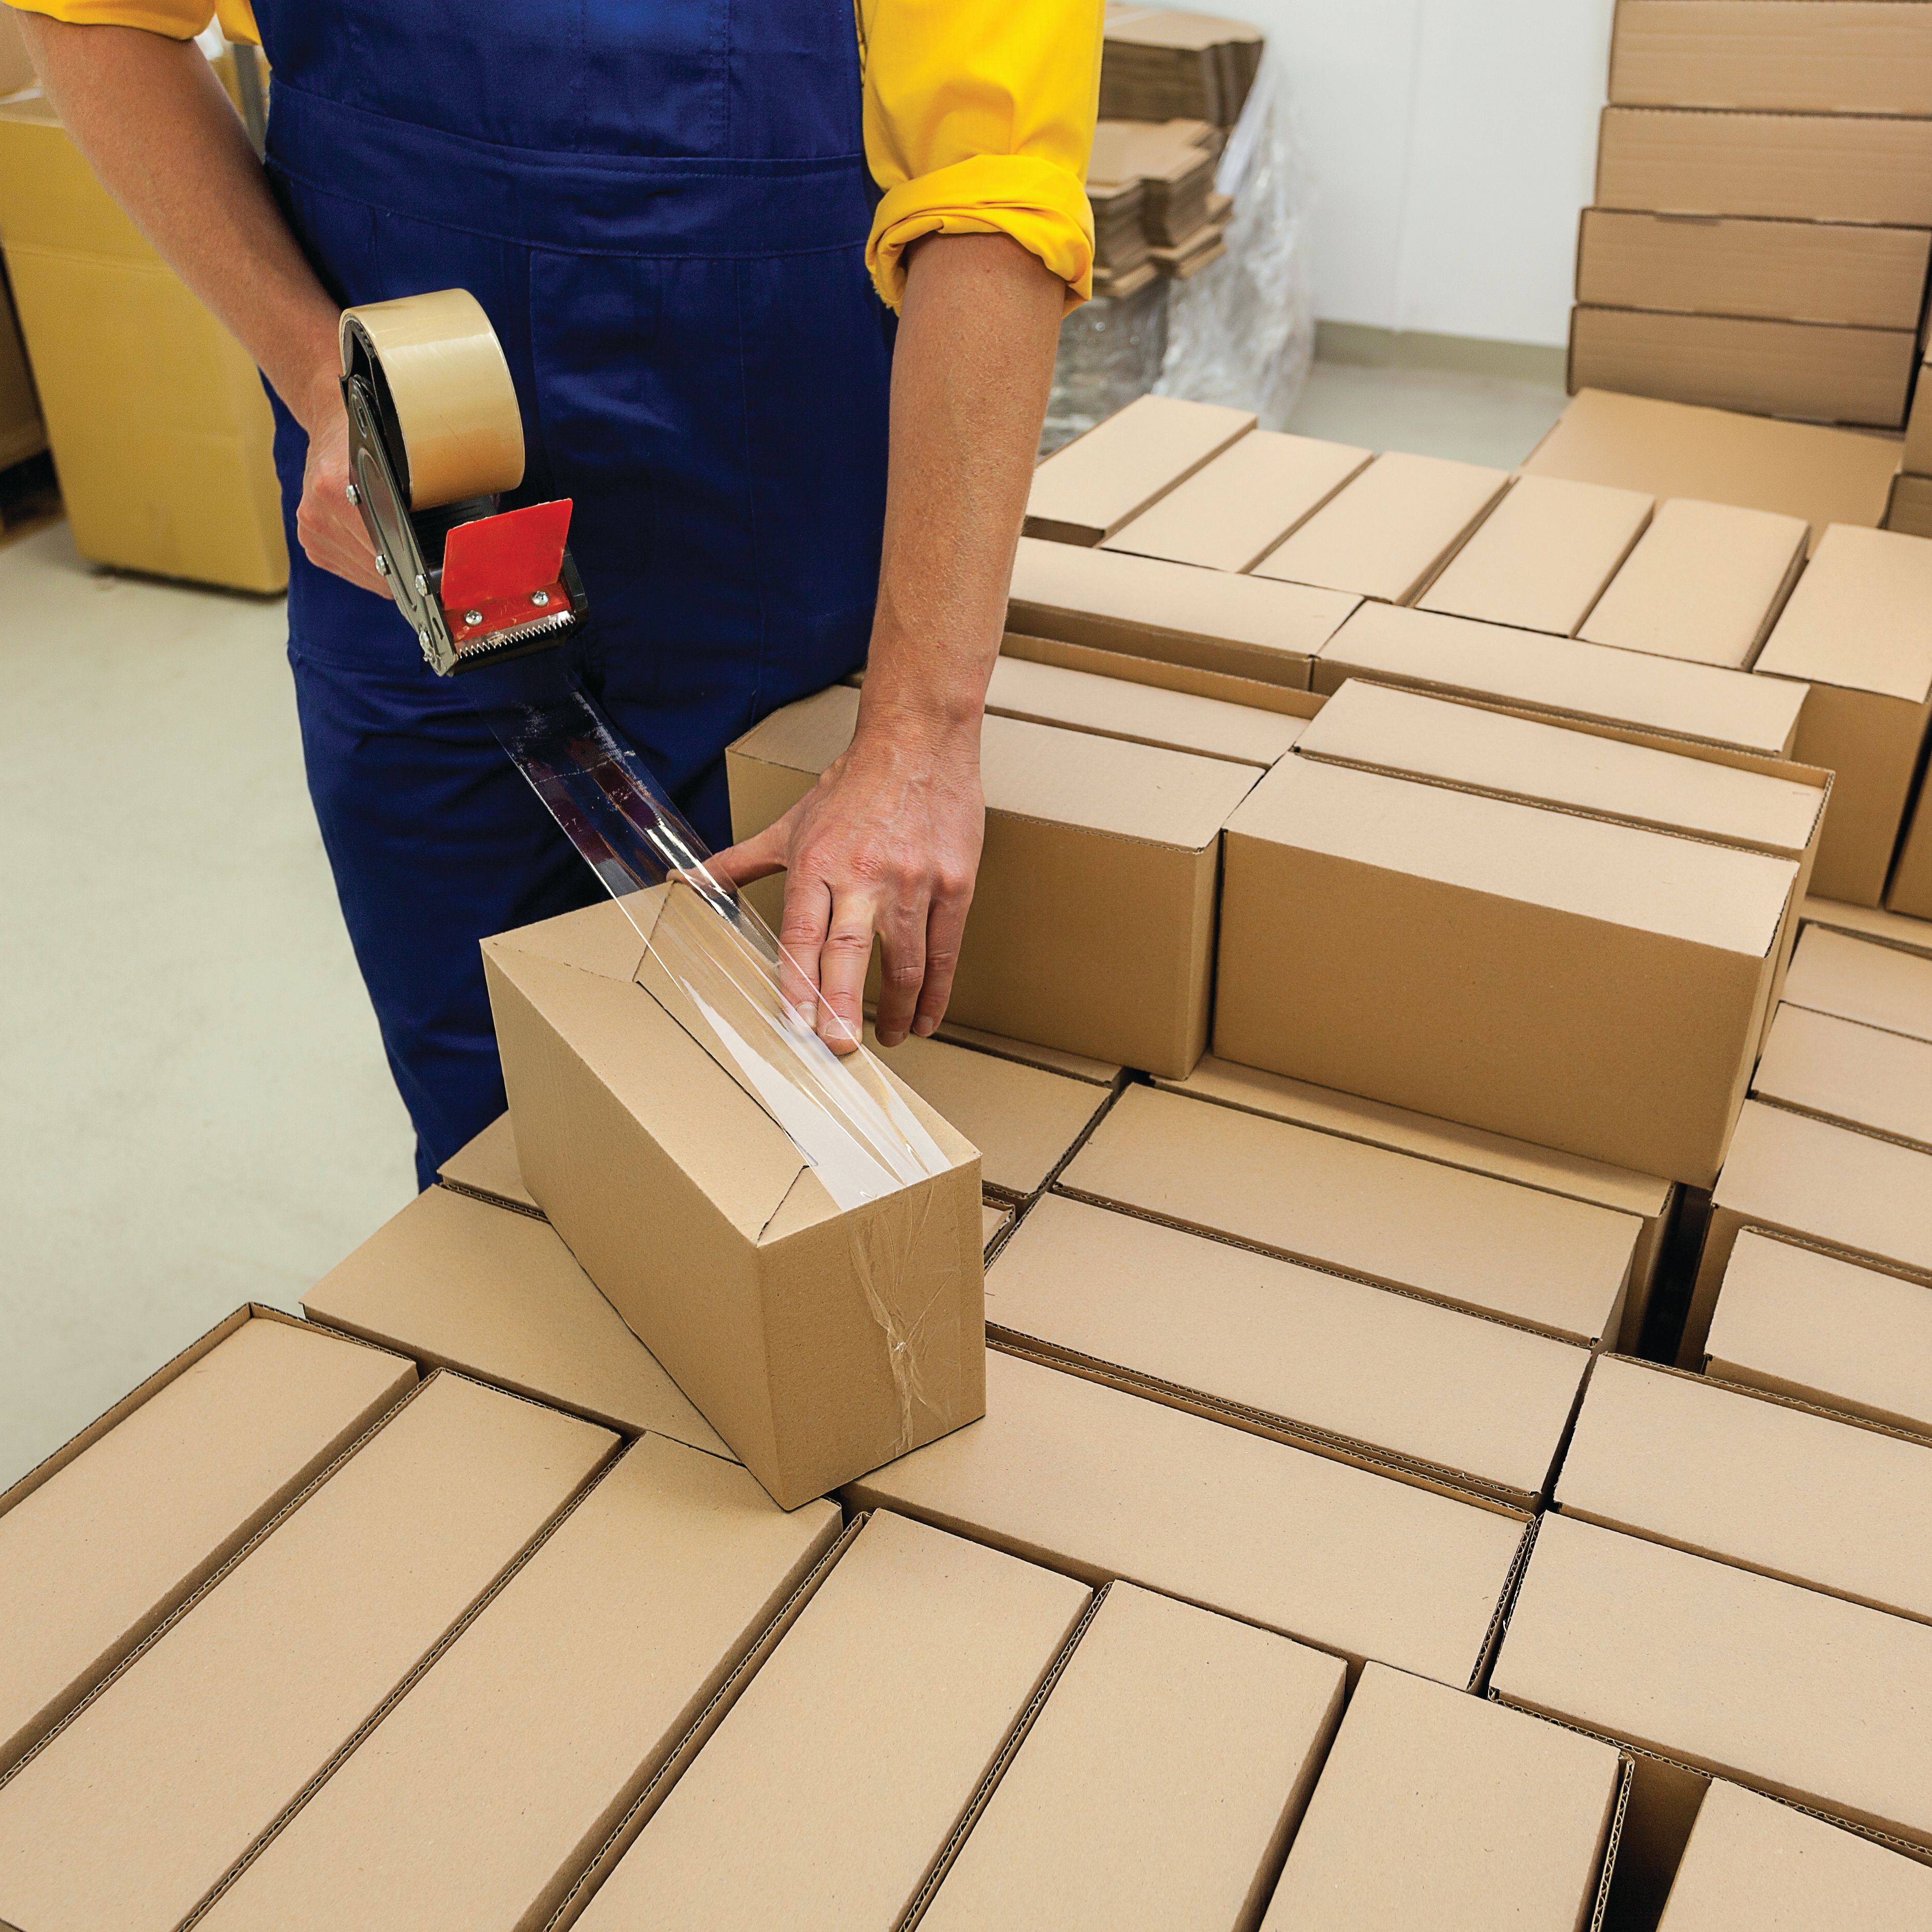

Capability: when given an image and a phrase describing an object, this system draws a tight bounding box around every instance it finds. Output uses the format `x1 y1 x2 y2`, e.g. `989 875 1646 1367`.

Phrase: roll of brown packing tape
339 288 525 509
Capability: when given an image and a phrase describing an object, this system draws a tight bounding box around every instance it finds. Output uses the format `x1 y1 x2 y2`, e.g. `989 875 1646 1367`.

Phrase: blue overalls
249 1 894 1187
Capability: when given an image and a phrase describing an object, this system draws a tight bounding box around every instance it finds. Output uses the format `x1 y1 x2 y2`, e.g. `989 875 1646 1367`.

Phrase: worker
12 1 1100 1187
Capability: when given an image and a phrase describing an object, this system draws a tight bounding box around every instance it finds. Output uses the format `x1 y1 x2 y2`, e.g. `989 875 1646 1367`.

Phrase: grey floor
0 357 1569 1489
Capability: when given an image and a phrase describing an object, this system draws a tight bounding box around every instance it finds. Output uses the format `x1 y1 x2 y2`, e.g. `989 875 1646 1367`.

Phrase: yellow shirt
8 0 1100 311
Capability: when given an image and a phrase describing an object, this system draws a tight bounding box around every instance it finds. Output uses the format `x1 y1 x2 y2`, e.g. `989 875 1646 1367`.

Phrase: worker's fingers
706 820 790 891
773 867 832 1035
912 882 972 1039
815 888 880 1055
872 886 930 1049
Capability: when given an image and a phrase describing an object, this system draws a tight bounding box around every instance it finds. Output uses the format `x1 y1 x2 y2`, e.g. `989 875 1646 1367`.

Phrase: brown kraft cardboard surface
1800 892 1932 963
1782 923 1932 1042
1752 1002 1932 1153
437 1112 541 1215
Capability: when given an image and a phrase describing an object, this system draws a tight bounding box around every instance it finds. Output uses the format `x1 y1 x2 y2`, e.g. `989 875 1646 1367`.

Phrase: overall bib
249 0 894 1186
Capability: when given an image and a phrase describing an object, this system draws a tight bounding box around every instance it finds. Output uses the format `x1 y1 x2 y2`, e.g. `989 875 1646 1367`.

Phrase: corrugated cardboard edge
1590 1755 1637 1932
895 1583 1114 1931
1748 1082 1932 1163
540 1509 870 1931
1470 1514 1543 1696
1000 632 1330 718
437 1175 548 1222
1800 897 1932 963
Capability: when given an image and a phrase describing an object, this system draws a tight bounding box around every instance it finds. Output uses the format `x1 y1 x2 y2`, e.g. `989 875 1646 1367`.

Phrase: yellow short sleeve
4 0 256 40
859 0 1101 315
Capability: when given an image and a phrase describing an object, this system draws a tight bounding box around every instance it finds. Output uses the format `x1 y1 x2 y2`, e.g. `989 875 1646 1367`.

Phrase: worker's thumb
705 818 788 889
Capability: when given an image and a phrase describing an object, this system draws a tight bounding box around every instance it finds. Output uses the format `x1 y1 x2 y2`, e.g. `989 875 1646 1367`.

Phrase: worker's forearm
17 17 341 432
857 233 1064 748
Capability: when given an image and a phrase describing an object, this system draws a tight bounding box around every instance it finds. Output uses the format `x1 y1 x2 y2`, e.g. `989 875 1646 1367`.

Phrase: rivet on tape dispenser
338 288 587 677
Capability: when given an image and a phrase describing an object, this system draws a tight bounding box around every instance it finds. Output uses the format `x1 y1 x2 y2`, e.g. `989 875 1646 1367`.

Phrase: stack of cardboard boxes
1572 0 1932 430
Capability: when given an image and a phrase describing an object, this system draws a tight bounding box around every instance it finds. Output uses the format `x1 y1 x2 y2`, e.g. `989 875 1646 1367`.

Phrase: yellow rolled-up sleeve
859 0 1102 315
4 0 256 41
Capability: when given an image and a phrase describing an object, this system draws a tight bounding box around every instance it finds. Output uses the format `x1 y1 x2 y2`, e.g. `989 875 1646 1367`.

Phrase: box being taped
482 893 984 1511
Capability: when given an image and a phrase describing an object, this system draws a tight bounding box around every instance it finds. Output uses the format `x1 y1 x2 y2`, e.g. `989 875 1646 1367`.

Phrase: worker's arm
14 13 383 592
710 232 1062 1051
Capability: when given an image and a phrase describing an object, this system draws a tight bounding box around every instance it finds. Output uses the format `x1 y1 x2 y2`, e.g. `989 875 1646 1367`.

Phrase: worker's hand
707 709 984 1053
295 374 390 597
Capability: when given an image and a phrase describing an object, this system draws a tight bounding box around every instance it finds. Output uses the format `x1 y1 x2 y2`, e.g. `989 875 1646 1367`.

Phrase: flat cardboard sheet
0 1313 414 1778
1520 389 1903 543
1099 428 1371 573
1656 1778 1932 1929
847 1348 1531 1688
1007 535 1358 686
1156 1054 1673 1353
0 1374 614 1932
1416 473 1653 636
196 1438 841 1932
1216 752 1795 1185
1704 1229 1932 1436
1802 893 1932 963
1753 1003 1932 1153
1558 1354 1932 1625
303 1185 731 1456
918 1584 1346 1932
1756 525 1932 907
1025 394 1254 545
1782 924 1932 1042
437 1112 540 1215
574 1510 1090 1932
1057 1084 1637 1346
1313 600 1807 758
982 653 1302 766
1261 1663 1623 1932
1492 1511 1932 1852
987 1194 1589 1504
861 1023 1110 1198
1251 452 1511 603
1577 497 1807 668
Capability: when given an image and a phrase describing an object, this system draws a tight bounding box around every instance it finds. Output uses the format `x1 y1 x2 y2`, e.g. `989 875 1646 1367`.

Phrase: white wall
1246 0 1616 347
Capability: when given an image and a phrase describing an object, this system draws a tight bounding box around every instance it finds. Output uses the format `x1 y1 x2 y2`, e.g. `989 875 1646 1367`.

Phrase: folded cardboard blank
575 1510 1090 1932
847 1349 1530 1688
0 1309 414 1778
1704 1229 1932 1437
482 894 984 1511
1492 1511 1932 1853
196 1437 840 1932
0 1374 614 1932
1216 691 1800 1184
1753 1003 1932 1154
1801 892 1932 964
1261 1664 1624 1932
1783 923 1932 1042
919 1584 1345 1932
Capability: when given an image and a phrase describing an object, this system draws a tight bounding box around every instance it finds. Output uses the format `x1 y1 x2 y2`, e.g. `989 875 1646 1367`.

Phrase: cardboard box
1783 922 1932 1042
1312 602 1808 759
1025 394 1254 545
302 1184 732 1457
1577 497 1808 668
1889 785 1932 917
1492 1510 1932 1853
1802 890 1932 962
1753 1002 1932 1153
1704 1228 1932 1435
437 1111 540 1216
1889 466 1932 540
1558 1353 1932 1625
1101 12 1263 128
1685 1100 1932 1365
982 652 1306 766
1416 473 1654 637
1056 1084 1639 1347
861 1022 1112 1200
0 1309 413 1778
1215 708 1800 1186
1098 428 1372 573
986 1193 1592 1506
932 1012 1122 1085
0 95 286 591
1261 1663 1625 1932
1001 629 1328 719
1907 353 1932 477
194 1437 841 1932
1656 1778 1932 1930
1756 524 1932 906
1576 207 1932 331
1155 1055 1677 1354
573 1509 1090 1932
1008 534 1358 686
482 894 984 1511
1249 452 1512 603
981 1201 1012 1250
917 1583 1346 1932
847 1348 1531 1688
1570 305 1917 431
726 685 1261 1077
1521 388 1904 542
1595 105 1932 227
1609 0 1932 116
0 1373 614 1932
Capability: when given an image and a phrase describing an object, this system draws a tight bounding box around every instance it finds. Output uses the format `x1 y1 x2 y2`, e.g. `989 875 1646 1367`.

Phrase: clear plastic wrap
1041 276 1171 456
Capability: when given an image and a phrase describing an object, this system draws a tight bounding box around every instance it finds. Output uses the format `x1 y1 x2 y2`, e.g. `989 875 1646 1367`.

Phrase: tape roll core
338 288 525 509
